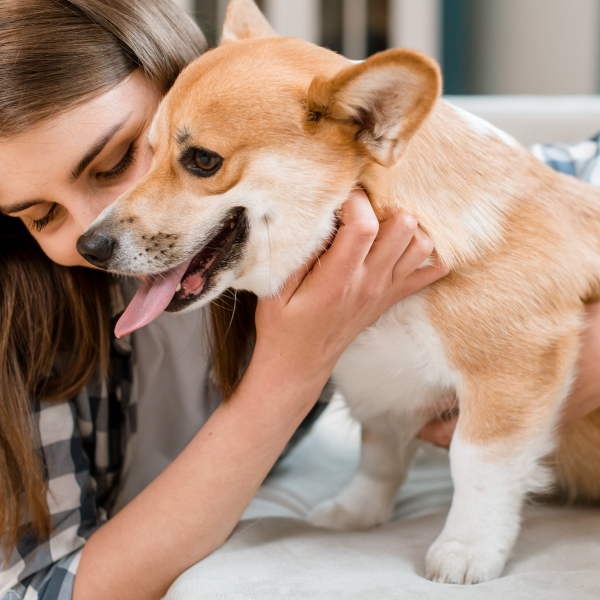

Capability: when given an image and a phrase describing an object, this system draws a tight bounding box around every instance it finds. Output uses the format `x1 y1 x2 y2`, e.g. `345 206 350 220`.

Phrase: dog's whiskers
223 289 239 338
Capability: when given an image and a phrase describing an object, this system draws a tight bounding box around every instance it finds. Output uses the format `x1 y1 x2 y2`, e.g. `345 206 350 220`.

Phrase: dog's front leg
425 390 562 584
309 418 421 530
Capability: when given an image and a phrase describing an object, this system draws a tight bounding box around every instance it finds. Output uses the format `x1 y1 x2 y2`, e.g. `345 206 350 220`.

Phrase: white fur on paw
425 539 507 585
309 498 391 531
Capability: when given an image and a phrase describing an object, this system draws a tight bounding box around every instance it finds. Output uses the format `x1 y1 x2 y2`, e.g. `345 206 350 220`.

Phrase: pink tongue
115 257 193 338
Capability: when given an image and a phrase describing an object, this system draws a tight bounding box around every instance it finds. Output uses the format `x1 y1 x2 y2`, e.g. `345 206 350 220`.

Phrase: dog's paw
425 538 506 585
308 498 390 531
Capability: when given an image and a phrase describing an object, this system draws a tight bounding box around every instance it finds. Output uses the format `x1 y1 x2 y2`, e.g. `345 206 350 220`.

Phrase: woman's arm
73 190 448 600
560 302 600 427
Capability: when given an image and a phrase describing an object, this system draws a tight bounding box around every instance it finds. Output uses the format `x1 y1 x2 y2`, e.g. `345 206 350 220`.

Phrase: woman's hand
418 301 600 448
561 302 600 426
253 189 449 389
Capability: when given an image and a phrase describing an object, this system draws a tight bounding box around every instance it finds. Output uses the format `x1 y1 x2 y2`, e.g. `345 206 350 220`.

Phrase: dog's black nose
76 233 115 269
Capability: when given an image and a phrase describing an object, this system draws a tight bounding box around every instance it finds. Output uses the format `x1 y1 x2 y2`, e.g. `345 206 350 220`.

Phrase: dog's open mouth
168 207 246 309
114 208 246 338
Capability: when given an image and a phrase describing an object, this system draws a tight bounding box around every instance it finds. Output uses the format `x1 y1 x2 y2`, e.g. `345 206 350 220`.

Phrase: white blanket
166 398 600 599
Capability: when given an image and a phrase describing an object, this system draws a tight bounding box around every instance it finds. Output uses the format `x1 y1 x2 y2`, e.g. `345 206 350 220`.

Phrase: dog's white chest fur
333 293 459 423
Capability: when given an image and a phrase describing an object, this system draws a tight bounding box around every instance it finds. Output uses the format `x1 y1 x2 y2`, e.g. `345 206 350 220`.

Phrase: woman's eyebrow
70 113 132 181
0 199 45 215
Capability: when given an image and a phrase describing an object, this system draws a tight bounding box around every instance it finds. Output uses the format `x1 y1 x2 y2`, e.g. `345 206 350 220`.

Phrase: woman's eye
29 203 58 232
98 142 137 181
181 147 223 178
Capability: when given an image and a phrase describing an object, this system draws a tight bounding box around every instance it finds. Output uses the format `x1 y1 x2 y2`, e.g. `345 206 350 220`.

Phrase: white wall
173 0 599 95
263 0 321 44
388 0 441 62
470 0 600 94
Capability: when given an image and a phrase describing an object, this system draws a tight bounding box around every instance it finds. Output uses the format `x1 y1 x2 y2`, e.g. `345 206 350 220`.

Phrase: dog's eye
195 151 219 171
180 147 223 178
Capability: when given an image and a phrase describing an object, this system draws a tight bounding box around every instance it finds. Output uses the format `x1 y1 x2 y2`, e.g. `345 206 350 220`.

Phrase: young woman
0 1 448 599
2 2 599 600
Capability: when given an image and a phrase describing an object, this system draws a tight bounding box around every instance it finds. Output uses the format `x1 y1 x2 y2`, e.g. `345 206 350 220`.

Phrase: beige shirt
112 278 217 513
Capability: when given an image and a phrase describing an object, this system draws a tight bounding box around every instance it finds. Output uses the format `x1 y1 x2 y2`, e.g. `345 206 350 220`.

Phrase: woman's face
0 70 162 267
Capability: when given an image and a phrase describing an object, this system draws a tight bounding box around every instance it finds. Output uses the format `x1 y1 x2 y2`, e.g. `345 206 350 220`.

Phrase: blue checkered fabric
530 131 600 184
4 130 600 599
0 324 134 599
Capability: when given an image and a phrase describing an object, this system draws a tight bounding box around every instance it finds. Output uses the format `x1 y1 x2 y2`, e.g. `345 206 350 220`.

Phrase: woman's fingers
275 190 378 306
399 260 449 298
365 210 419 273
391 250 449 301
375 216 447 302
364 208 446 304
391 228 435 280
319 189 379 273
265 191 448 310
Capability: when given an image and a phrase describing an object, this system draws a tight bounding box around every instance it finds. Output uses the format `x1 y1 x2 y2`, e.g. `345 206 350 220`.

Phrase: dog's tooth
176 282 182 293
230 222 235 229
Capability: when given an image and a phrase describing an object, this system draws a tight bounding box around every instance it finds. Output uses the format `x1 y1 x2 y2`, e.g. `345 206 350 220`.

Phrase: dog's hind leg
309 417 422 530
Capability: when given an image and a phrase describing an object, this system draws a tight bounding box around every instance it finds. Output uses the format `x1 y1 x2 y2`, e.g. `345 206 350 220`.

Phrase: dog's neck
361 100 534 270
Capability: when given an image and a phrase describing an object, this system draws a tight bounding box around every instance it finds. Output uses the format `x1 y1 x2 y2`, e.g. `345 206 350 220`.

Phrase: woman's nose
76 232 115 268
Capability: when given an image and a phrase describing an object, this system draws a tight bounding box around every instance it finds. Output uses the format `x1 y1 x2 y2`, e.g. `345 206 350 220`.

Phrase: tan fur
385 106 600 492
306 50 441 166
96 2 600 502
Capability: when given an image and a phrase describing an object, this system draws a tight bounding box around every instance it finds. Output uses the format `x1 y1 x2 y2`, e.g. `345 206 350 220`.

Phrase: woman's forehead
0 72 160 207
3 71 157 145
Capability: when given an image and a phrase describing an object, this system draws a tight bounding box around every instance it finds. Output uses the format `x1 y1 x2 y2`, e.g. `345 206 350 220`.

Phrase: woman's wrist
248 339 334 412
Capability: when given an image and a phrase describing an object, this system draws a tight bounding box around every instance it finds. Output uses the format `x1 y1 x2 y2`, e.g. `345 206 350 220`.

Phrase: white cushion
166 398 600 599
446 95 600 145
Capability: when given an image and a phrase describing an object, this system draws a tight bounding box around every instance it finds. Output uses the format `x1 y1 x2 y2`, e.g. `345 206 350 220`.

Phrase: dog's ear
306 49 441 167
221 0 277 44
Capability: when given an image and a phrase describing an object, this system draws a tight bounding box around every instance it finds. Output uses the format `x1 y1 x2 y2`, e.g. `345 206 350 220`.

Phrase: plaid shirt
3 132 600 599
0 328 134 600
0 283 330 600
529 132 600 184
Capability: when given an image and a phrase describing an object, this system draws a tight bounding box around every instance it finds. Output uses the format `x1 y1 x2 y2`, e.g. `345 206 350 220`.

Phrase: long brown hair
209 290 258 400
0 0 207 553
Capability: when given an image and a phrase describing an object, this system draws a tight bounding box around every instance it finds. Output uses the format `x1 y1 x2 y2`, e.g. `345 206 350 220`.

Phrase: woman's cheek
35 220 91 268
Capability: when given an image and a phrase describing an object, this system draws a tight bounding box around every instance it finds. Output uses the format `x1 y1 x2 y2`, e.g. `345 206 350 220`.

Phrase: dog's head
77 0 440 337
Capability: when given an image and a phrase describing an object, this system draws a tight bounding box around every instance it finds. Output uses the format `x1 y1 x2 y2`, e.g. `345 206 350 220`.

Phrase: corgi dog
77 0 600 584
